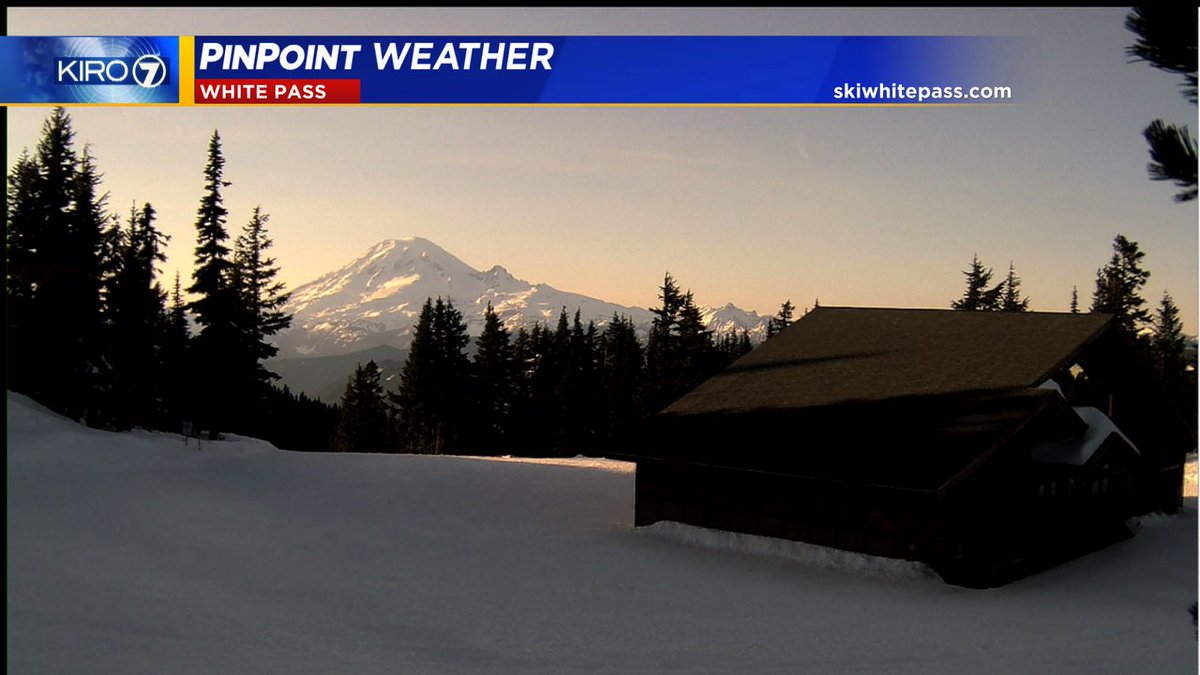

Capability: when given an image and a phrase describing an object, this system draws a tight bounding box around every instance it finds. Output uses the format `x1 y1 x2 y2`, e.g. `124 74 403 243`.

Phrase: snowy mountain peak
360 237 464 271
477 264 520 288
483 264 513 278
702 303 769 341
273 238 771 357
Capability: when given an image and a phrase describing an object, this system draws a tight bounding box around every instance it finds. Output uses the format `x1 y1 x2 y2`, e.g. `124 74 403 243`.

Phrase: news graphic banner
0 35 1033 105
0 36 180 104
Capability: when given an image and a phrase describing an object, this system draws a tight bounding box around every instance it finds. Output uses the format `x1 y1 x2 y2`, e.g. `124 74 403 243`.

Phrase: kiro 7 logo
55 54 169 88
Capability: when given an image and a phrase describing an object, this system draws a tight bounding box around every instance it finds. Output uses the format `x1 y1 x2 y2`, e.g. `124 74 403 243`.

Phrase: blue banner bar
0 35 1032 105
192 35 1031 105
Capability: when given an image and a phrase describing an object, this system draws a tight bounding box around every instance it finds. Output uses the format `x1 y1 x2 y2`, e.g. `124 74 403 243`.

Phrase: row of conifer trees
949 241 1192 382
330 274 762 456
6 107 333 445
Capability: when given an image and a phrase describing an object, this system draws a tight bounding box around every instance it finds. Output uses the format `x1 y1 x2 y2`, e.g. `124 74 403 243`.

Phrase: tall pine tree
644 273 685 412
644 273 719 411
67 145 109 419
331 360 393 453
393 299 437 453
508 324 543 453
158 271 192 429
676 290 718 393
599 313 644 445
6 149 41 395
1090 234 1152 335
392 297 471 454
6 109 108 418
32 109 83 413
470 303 516 454
557 310 601 453
999 262 1031 312
105 203 170 429
187 130 244 434
234 206 293 394
1150 291 1187 379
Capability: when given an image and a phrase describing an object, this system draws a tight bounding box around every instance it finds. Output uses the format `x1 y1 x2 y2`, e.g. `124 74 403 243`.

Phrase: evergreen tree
186 130 244 434
6 149 41 395
234 206 293 391
999 262 1031 312
158 271 192 429
552 307 572 380
599 313 644 445
392 297 471 454
32 109 83 408
394 299 437 453
1150 291 1187 378
254 384 339 453
676 290 718 392
1090 234 1152 335
1142 120 1198 202
67 146 109 419
766 300 796 338
1070 286 1080 314
331 361 392 453
644 273 719 411
537 307 577 454
508 324 542 453
951 254 1003 311
1126 6 1198 202
6 108 107 417
105 203 170 429
644 273 683 411
470 303 516 453
557 310 600 453
433 296 472 453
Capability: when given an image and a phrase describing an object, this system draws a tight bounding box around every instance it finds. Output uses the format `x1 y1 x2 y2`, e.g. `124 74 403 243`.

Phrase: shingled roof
631 307 1126 492
663 307 1114 417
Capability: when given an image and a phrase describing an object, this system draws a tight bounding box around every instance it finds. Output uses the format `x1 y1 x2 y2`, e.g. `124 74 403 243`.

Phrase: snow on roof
1029 406 1141 466
1036 378 1063 396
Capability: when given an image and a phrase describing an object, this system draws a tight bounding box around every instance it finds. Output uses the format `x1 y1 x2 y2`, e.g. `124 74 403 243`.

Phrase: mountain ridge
272 237 771 358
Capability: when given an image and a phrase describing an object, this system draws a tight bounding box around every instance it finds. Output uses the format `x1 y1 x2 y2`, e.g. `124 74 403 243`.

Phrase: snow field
7 392 1197 674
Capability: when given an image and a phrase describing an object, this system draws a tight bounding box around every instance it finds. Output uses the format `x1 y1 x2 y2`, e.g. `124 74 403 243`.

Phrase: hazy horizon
6 8 1197 333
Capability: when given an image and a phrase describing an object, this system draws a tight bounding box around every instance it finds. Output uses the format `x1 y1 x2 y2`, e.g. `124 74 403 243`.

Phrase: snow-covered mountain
273 237 771 357
703 303 770 342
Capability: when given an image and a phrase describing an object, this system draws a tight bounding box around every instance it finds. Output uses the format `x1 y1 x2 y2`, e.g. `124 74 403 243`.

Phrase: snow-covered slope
7 391 1198 674
274 238 770 357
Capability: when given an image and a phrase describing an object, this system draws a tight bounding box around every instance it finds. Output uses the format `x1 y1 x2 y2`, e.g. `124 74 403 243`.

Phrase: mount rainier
272 237 772 358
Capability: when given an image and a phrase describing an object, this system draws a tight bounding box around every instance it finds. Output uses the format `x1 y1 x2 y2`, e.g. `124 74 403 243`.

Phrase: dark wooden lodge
627 307 1195 588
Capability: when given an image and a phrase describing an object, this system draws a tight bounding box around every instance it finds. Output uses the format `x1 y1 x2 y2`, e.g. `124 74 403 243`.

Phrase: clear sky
6 8 1198 333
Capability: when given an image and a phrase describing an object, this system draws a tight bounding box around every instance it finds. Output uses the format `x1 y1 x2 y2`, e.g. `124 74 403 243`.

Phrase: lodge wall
634 459 942 563
635 449 1148 588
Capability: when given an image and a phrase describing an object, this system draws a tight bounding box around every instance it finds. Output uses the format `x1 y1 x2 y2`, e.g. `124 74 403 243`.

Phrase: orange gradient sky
6 8 1197 333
